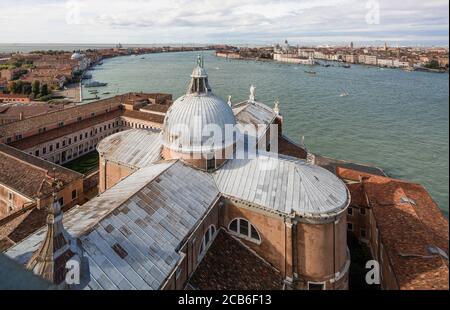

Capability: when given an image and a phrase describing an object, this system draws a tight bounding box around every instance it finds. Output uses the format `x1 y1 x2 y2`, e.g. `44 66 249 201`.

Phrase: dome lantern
187 55 211 94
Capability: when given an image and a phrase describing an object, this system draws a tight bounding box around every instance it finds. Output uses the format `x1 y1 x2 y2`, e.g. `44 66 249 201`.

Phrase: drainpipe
333 217 336 290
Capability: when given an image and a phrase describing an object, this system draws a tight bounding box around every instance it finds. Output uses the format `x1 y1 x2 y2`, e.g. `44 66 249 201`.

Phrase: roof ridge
0 143 83 178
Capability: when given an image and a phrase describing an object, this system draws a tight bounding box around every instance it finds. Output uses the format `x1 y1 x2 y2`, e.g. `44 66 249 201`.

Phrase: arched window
228 218 261 244
199 225 216 258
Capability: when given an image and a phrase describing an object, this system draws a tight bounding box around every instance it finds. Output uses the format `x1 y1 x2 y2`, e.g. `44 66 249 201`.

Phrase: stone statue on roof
249 85 256 102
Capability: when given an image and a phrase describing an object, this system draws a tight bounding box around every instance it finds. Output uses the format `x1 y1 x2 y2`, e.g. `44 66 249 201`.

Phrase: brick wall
0 185 33 219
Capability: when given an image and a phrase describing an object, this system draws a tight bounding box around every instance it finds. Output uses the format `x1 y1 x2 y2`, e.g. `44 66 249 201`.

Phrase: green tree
9 81 19 94
425 59 440 69
32 80 40 96
22 83 32 95
40 83 49 97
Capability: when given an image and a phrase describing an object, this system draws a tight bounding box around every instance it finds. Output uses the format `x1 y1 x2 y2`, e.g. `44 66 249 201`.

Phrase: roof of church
6 160 220 290
232 100 278 127
26 194 80 286
98 129 162 169
214 153 349 218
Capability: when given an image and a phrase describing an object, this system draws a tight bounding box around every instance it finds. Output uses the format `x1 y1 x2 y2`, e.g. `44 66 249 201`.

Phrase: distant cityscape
216 41 449 72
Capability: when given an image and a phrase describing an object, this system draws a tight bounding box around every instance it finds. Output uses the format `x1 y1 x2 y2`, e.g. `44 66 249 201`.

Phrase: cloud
0 0 448 45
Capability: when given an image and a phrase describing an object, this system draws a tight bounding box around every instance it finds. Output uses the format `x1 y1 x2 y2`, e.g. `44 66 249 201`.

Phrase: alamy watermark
365 260 380 285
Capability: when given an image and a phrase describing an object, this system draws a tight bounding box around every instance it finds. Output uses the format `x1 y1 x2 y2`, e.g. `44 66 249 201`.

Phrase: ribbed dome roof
163 57 236 153
71 52 83 60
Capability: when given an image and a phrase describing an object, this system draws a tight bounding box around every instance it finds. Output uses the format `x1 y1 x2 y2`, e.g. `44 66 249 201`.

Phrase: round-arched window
228 218 261 244
199 225 216 258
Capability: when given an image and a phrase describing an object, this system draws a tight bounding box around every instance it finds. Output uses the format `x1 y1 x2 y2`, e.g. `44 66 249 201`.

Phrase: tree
32 80 40 96
425 59 440 69
40 83 49 97
8 81 20 94
22 83 32 95
8 80 31 95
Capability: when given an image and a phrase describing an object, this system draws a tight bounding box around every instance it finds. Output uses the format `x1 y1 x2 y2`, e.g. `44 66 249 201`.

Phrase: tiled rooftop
122 109 165 124
0 104 67 122
189 230 283 290
9 109 122 150
337 167 449 290
0 143 83 199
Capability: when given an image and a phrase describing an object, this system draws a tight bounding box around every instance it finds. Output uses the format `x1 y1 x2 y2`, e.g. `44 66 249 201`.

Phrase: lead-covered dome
163 56 236 154
71 52 84 60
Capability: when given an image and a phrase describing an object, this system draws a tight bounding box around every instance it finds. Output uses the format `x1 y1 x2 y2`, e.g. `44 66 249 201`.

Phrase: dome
162 56 236 154
71 52 84 60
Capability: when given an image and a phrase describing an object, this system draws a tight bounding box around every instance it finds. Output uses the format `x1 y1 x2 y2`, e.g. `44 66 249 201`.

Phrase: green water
84 51 449 215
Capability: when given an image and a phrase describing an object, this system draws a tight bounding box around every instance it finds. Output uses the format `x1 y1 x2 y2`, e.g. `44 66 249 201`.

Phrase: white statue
227 95 232 106
249 85 256 102
274 99 280 115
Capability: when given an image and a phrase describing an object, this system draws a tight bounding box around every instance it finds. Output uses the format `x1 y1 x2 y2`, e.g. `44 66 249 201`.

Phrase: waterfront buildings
216 43 449 71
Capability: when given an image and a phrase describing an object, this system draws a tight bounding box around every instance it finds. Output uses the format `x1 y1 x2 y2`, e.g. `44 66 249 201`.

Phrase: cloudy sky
0 0 448 45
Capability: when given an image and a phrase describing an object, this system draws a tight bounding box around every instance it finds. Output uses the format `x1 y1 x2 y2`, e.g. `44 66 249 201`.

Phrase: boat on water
84 81 108 88
339 89 349 97
403 67 415 72
102 92 111 95
342 64 351 68
305 71 317 75
82 74 92 80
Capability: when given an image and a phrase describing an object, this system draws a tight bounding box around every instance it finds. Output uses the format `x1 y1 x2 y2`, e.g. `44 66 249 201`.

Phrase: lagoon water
83 51 449 215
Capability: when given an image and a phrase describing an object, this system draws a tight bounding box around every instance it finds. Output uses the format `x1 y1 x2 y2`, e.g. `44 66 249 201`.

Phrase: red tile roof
0 104 66 121
189 230 283 290
9 109 122 150
0 144 83 199
337 167 449 290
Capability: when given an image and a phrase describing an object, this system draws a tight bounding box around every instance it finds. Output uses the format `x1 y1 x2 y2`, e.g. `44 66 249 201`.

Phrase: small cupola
187 55 212 94
26 179 84 288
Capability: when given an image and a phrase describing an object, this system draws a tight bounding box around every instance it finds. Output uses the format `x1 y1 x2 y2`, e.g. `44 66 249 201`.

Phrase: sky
0 0 448 46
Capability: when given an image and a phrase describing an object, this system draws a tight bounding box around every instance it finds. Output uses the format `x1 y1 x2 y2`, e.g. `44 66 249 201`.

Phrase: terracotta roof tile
337 168 449 290
9 109 122 150
122 110 165 124
189 230 283 290
0 144 82 199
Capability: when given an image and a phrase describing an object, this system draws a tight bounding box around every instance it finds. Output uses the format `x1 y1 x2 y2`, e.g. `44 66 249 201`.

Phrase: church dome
71 52 84 60
162 56 236 154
